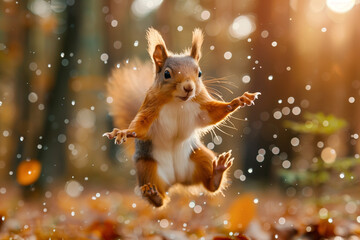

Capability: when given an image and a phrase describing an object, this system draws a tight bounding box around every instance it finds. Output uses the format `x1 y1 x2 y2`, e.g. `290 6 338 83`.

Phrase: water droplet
224 51 232 60
57 134 67 143
290 137 300 147
292 106 301 115
261 30 269 38
114 41 122 49
111 19 118 27
282 160 291 169
273 111 282 119
287 97 295 104
200 10 210 20
242 75 251 84
159 219 169 228
194 205 202 213
28 92 38 103
100 53 109 62
278 217 286 225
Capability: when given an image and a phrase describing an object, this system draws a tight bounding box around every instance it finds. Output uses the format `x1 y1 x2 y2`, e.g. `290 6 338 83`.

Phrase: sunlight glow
326 0 355 13
229 15 256 40
131 0 163 18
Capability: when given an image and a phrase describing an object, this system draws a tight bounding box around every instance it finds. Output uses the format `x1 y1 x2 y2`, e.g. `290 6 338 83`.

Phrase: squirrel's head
146 28 204 102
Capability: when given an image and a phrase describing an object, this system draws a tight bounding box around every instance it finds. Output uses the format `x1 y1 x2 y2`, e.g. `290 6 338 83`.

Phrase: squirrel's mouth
177 96 190 101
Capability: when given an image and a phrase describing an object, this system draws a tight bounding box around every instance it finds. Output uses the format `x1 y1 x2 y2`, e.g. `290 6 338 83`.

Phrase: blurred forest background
1 0 360 239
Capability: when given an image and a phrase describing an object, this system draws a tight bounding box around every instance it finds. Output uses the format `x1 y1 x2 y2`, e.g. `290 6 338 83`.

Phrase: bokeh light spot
326 0 355 13
229 15 256 40
321 147 337 164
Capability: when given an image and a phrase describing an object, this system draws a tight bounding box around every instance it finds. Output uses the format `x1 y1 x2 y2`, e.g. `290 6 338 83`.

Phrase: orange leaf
88 220 121 240
227 193 257 232
16 159 42 186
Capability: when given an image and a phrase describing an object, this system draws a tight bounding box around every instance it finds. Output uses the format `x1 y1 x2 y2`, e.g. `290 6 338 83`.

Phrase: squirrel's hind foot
205 150 233 192
213 150 234 174
140 183 164 207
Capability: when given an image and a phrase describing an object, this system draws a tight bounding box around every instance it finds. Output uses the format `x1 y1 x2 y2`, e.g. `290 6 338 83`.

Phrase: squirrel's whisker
215 125 234 137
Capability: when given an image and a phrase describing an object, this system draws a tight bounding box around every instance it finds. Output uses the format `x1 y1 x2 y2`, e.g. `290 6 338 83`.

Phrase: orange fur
136 159 168 207
190 28 204 61
127 89 172 139
190 145 214 185
146 28 169 72
146 28 168 59
194 89 259 126
190 144 232 193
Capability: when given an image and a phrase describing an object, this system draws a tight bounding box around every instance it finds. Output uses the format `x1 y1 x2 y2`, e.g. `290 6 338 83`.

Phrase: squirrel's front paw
102 128 136 145
228 91 261 111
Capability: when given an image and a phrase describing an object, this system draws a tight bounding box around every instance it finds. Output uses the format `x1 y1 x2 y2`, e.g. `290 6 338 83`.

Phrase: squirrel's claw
233 91 261 108
103 128 121 139
103 128 134 145
102 132 110 138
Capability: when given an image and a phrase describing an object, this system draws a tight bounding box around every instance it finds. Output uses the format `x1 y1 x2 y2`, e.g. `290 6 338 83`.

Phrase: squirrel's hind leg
190 145 233 192
136 159 168 207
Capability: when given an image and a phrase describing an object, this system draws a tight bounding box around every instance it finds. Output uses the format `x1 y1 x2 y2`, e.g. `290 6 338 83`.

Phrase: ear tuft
146 27 168 72
190 28 204 62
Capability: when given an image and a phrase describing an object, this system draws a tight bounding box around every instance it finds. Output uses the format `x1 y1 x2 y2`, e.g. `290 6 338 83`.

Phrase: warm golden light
321 147 337 164
326 0 355 13
229 15 255 40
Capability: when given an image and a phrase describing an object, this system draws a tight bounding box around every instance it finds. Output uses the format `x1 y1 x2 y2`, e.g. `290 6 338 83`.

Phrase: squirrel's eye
164 70 171 79
198 71 202 78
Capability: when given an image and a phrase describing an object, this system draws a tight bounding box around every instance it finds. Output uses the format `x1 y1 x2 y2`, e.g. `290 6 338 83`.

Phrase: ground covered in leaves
1 182 360 240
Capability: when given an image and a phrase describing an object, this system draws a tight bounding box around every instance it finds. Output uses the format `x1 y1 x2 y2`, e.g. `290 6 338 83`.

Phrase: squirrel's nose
183 85 193 93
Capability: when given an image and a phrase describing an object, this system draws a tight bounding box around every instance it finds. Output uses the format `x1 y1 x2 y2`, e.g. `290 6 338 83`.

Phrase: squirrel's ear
153 45 168 72
146 27 168 72
190 28 204 62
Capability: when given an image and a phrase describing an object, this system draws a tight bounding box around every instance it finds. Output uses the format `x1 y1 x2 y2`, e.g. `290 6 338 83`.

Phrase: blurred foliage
280 112 359 191
284 112 347 135
280 157 360 186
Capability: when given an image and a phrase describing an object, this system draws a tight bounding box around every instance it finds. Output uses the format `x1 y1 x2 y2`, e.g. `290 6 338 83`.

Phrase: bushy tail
107 60 154 154
107 60 154 128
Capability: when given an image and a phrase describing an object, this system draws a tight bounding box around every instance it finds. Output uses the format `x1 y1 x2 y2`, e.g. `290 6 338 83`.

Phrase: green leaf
284 112 347 135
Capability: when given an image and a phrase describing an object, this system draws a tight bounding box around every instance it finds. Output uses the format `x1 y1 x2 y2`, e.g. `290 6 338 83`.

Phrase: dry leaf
227 193 257 232
16 160 42 186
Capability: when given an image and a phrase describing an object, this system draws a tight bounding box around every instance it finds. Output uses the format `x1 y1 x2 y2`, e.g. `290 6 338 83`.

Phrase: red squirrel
103 28 260 207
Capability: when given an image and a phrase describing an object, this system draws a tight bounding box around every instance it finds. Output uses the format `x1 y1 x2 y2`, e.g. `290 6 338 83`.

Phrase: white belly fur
149 100 202 185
